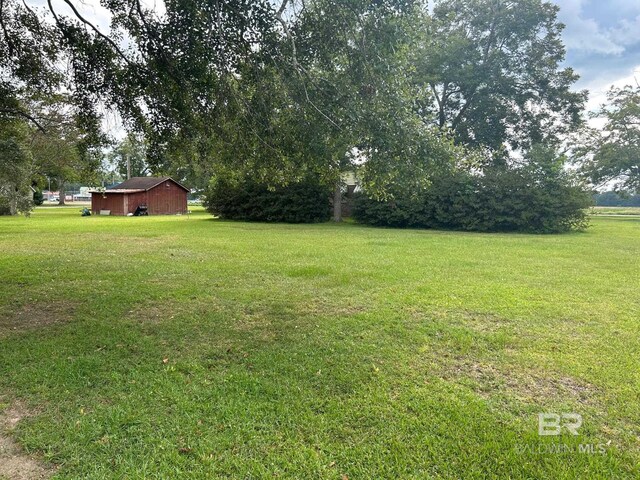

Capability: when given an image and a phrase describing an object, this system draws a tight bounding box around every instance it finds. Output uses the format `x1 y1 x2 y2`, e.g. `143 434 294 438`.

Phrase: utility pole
126 153 131 179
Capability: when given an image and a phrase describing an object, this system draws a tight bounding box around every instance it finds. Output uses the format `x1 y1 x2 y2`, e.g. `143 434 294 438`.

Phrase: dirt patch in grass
0 300 77 337
125 297 223 325
436 354 596 405
458 311 514 334
125 302 180 324
301 297 368 317
0 402 53 480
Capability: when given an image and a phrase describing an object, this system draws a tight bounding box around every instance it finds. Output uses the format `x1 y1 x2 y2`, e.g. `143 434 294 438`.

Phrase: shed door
123 195 128 214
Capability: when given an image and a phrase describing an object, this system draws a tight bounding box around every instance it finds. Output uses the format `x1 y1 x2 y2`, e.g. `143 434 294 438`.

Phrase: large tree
415 0 586 155
30 96 103 204
108 133 149 179
0 117 33 215
575 86 640 192
152 0 448 220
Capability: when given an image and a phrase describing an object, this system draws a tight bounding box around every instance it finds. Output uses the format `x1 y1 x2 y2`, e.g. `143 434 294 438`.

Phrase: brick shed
90 177 189 216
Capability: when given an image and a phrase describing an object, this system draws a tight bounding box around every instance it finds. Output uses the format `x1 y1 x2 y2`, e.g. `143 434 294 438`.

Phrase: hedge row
205 166 590 233
353 169 591 233
204 176 331 223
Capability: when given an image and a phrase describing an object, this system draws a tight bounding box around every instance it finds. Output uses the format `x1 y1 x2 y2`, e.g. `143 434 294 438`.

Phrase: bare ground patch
408 308 514 334
299 297 368 317
405 309 595 401
0 300 77 337
125 297 223 325
0 402 54 480
434 352 596 405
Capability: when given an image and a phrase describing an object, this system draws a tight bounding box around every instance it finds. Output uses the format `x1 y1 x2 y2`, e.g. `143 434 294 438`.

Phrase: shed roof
109 176 189 192
89 188 145 194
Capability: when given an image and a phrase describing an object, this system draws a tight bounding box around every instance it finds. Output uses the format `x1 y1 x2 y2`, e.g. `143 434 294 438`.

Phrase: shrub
353 167 591 233
204 176 331 223
33 189 44 206
0 199 10 215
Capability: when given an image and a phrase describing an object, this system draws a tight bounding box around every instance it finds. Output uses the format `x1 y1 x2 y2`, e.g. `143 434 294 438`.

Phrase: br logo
538 413 582 436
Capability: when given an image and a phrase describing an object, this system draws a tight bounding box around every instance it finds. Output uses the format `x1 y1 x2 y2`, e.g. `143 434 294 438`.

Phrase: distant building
73 188 92 202
90 177 189 216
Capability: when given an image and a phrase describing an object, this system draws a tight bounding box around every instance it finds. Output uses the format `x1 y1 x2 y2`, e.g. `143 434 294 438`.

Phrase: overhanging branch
274 0 341 130
0 108 46 132
48 0 133 66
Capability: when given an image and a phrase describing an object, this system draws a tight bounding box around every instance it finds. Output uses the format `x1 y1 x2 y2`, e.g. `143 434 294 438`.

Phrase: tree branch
0 0 15 55
0 108 46 132
52 0 133 65
430 82 446 128
274 0 341 129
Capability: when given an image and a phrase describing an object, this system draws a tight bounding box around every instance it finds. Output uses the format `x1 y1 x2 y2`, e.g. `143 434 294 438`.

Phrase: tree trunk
333 182 342 222
58 180 65 205
9 190 17 216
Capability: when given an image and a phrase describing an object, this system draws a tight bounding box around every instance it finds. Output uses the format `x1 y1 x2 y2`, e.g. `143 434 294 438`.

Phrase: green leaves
2 0 590 203
0 117 33 215
204 174 332 223
417 0 586 153
575 86 640 192
353 157 591 233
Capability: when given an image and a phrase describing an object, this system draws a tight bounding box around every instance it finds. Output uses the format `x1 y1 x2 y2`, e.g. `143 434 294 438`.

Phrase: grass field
0 207 639 479
591 206 640 216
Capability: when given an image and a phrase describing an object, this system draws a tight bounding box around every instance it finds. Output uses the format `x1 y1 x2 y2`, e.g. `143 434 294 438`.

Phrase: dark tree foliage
43 0 279 158
0 117 33 215
0 0 62 130
204 175 331 223
593 192 640 207
353 146 591 233
416 0 586 155
33 188 44 205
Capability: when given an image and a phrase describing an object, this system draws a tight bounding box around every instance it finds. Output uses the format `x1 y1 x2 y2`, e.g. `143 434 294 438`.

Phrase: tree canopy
575 86 640 192
415 0 586 156
1 0 591 222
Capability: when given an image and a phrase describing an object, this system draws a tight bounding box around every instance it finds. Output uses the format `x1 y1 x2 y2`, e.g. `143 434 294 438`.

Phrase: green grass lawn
0 207 639 479
591 206 640 216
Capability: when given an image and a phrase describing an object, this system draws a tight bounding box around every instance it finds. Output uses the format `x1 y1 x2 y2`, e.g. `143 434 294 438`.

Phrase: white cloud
583 65 640 129
587 66 640 104
555 0 626 55
609 15 640 47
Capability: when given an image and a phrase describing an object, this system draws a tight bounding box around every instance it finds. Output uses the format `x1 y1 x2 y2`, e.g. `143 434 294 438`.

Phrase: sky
553 0 640 110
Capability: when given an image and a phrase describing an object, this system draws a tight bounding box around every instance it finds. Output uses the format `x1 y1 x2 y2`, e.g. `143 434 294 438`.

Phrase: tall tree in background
162 0 444 220
574 86 640 192
30 96 103 205
109 133 148 179
0 117 33 215
251 0 433 220
415 0 586 156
